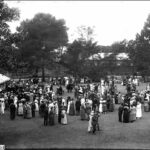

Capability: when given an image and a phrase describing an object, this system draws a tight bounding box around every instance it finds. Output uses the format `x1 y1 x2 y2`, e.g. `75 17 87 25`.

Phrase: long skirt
102 103 107 112
88 115 93 132
49 113 55 125
35 103 39 112
23 107 27 118
0 106 4 114
18 105 23 115
129 110 136 122
86 106 91 120
123 109 129 123
10 110 16 120
99 103 103 113
144 102 149 112
118 109 123 122
26 108 32 119
136 107 142 118
69 103 75 116
80 107 86 120
61 110 67 125
109 103 114 112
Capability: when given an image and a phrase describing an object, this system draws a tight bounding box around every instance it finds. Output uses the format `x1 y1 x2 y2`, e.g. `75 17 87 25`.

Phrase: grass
0 83 150 149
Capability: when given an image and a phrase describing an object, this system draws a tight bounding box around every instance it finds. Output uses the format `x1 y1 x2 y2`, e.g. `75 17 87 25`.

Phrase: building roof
88 52 129 60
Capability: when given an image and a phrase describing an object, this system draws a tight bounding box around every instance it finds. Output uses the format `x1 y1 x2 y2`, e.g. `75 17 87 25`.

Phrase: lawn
0 83 150 149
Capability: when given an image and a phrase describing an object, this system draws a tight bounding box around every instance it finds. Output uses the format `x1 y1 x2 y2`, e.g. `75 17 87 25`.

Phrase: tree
62 40 84 78
62 26 100 80
0 0 20 72
16 13 68 81
77 25 95 42
127 14 150 79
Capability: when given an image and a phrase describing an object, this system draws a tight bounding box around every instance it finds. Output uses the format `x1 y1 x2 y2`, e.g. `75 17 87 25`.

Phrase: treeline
1 0 150 81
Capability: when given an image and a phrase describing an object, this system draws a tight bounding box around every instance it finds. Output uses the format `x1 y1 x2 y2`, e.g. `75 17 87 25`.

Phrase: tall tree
76 25 96 43
16 13 68 81
128 14 150 78
0 0 20 72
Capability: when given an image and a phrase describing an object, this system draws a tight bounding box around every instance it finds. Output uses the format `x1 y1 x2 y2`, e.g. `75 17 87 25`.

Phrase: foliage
0 0 20 72
127 14 150 76
16 13 68 81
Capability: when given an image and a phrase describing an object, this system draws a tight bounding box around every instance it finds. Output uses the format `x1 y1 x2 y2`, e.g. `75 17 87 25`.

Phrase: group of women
1 76 148 135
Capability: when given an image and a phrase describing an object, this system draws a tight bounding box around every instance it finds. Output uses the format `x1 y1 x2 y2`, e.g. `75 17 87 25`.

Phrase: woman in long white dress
0 98 5 115
88 111 94 133
99 98 103 113
35 99 39 112
14 96 18 108
18 101 23 115
136 101 142 119
61 108 67 125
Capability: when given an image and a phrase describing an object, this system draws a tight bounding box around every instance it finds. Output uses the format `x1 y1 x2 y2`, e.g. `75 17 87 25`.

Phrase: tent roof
0 74 10 84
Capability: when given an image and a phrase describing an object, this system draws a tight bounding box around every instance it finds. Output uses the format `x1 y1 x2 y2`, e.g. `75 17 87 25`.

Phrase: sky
6 1 150 46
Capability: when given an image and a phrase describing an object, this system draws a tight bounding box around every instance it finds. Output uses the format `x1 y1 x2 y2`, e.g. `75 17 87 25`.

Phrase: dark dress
109 98 114 112
80 105 86 120
49 110 55 126
144 101 149 112
23 104 27 119
31 102 36 117
44 108 49 126
58 106 62 124
39 103 46 117
75 100 81 115
26 104 32 119
69 101 75 116
102 101 107 113
118 105 123 122
10 103 16 120
129 107 136 122
123 106 130 123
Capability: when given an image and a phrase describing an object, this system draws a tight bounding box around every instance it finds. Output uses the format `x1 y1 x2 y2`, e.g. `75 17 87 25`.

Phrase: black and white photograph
1 0 150 149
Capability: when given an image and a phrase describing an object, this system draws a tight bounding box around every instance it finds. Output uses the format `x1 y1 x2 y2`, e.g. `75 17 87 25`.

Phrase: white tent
0 74 10 84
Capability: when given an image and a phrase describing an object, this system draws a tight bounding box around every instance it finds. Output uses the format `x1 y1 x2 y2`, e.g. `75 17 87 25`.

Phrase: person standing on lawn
88 111 94 133
31 101 36 118
0 98 5 115
118 103 124 122
58 97 62 124
136 101 142 119
9 102 16 120
49 107 55 126
123 104 130 123
75 99 81 116
61 102 68 125
44 106 49 126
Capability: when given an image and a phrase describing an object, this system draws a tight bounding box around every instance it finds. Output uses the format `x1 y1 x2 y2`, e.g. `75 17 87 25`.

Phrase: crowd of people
0 75 149 135
118 76 143 123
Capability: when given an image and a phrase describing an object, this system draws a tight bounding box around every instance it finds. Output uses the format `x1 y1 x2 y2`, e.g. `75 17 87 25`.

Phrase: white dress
99 100 103 113
67 101 71 114
136 103 142 118
35 100 39 111
14 96 18 108
88 114 93 132
61 110 67 125
54 103 58 115
18 103 23 115
101 85 105 95
0 99 5 114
